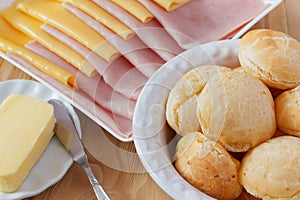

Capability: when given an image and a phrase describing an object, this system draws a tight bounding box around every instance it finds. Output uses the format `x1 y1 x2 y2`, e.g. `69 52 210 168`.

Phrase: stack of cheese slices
0 0 268 139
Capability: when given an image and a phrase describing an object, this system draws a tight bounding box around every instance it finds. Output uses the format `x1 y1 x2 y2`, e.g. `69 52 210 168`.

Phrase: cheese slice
16 0 119 62
1 6 96 78
0 94 55 193
152 0 191 11
56 0 134 40
0 36 75 88
0 16 30 46
110 0 153 23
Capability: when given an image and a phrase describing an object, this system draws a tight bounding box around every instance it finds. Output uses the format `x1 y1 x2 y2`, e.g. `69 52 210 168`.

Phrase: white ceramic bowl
133 39 241 199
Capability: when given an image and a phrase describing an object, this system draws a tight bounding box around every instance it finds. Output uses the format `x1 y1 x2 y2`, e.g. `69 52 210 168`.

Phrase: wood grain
0 1 299 199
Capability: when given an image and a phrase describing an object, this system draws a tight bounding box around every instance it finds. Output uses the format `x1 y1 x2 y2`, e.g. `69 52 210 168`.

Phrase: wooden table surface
1 1 300 199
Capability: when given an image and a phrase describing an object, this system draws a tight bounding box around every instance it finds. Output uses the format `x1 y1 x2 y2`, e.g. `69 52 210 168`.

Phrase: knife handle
82 163 110 200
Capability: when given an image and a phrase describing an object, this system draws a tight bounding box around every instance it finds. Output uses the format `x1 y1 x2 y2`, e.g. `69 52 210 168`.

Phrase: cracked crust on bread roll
166 65 231 135
239 136 300 200
174 132 242 200
197 69 276 152
275 85 300 137
238 29 300 90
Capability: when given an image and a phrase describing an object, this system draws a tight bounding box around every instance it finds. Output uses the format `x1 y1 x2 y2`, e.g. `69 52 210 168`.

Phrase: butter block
0 94 55 193
54 124 70 150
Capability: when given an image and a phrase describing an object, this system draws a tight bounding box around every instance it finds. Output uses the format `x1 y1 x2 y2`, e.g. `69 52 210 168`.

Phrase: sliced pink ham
41 24 147 100
25 41 136 120
93 0 183 61
7 52 132 138
96 78 136 120
138 0 268 49
102 56 147 100
63 2 164 78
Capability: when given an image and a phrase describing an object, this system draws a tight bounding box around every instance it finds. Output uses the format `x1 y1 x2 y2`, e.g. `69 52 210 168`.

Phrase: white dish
0 0 282 142
133 39 241 199
0 80 73 200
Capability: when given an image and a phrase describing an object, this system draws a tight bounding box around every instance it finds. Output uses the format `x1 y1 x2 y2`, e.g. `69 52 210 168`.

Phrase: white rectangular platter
0 0 282 142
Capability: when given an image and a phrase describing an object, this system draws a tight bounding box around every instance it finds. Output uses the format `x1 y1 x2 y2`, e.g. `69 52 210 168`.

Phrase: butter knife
48 99 110 200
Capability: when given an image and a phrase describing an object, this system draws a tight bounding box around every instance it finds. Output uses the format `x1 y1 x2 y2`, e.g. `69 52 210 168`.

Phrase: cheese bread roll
275 85 300 137
239 136 300 200
175 132 242 200
197 69 276 152
166 65 230 135
238 29 300 90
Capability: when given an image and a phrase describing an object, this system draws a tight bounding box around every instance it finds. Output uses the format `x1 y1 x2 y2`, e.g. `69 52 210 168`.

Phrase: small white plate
133 39 240 200
0 79 73 200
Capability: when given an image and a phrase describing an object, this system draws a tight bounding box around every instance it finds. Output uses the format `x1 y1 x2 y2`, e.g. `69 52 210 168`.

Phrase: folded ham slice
7 52 133 138
41 24 147 100
138 0 268 49
63 2 164 78
25 41 136 120
94 0 183 61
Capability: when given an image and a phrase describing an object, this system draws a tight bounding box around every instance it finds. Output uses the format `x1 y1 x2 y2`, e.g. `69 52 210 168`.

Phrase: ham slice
63 2 164 77
102 56 147 100
7 52 132 138
25 41 136 120
41 24 147 100
93 0 183 61
138 0 268 49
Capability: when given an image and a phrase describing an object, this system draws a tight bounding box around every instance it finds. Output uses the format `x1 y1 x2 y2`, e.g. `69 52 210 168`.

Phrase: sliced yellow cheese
16 0 119 62
56 0 134 40
110 0 153 23
1 6 96 78
153 0 191 11
0 16 31 46
0 36 75 88
0 94 55 192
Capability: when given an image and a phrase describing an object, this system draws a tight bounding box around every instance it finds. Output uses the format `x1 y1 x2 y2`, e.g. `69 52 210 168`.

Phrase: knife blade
48 99 110 200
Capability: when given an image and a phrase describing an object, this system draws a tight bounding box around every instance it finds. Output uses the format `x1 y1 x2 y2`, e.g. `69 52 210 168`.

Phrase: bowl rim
133 39 241 199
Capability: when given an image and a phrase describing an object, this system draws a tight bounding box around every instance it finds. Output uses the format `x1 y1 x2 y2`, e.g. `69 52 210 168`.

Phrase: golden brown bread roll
275 85 300 137
197 69 276 152
166 65 230 135
238 29 300 90
174 132 242 200
239 136 300 200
